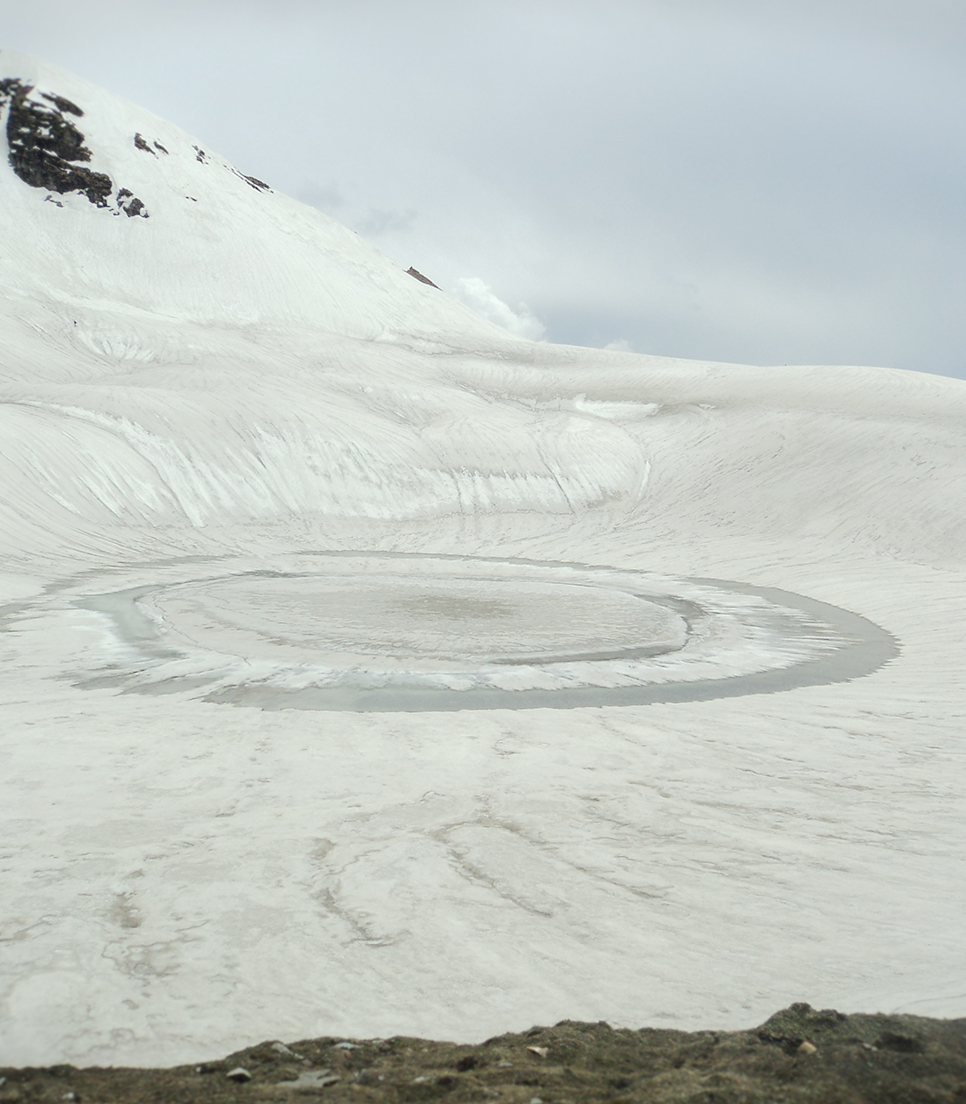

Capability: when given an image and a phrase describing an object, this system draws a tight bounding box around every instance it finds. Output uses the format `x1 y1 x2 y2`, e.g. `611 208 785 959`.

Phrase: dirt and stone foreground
3 1004 966 1104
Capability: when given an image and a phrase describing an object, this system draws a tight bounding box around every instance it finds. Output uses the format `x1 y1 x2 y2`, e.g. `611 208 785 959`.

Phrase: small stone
798 1041 818 1055
226 1067 253 1082
334 1041 358 1050
271 1042 295 1056
527 1046 549 1058
412 1076 429 1083
530 1098 543 1104
279 1071 339 1089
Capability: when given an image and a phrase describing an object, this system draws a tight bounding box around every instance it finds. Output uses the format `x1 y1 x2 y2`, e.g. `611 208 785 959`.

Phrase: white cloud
453 278 546 341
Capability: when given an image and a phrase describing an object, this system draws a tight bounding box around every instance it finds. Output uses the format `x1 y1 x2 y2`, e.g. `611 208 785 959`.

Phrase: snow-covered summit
0 51 502 343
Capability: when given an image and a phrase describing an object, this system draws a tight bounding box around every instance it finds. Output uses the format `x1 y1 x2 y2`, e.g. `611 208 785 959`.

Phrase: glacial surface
1 51 966 1068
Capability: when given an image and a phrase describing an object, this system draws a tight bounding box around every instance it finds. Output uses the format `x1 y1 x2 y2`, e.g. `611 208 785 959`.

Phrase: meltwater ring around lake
75 552 898 711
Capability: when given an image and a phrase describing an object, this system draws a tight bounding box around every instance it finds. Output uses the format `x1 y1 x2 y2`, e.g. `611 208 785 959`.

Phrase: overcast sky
4 1 965 376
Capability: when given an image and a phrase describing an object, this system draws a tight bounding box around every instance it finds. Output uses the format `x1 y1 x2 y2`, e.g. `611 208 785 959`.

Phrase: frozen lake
70 552 895 711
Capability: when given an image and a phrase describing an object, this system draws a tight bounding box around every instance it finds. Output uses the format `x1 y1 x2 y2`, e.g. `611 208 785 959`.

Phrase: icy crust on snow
2 52 966 1070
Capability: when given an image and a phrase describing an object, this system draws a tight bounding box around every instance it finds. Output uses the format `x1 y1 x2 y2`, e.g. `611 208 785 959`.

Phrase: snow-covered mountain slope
0 53 511 342
1 51 964 566
0 50 659 560
2 52 966 1068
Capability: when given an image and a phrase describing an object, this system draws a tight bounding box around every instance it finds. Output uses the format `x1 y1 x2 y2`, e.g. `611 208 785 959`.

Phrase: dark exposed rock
3 80 112 205
41 91 82 116
194 145 208 163
134 131 156 155
116 188 148 218
228 165 271 192
3 1006 966 1103
407 266 439 288
1 79 146 214
154 139 168 154
0 78 89 163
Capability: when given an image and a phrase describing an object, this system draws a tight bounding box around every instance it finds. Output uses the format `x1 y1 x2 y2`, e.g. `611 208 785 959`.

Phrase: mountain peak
0 51 503 344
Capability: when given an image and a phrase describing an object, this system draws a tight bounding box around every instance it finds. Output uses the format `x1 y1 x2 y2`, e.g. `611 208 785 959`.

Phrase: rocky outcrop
2 1005 965 1103
0 78 146 215
407 266 439 288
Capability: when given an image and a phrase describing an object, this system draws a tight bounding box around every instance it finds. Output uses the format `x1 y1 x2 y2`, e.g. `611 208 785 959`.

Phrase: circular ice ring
72 552 897 712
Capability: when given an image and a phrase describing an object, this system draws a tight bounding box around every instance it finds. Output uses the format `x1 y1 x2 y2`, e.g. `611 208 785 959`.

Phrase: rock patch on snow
0 77 147 215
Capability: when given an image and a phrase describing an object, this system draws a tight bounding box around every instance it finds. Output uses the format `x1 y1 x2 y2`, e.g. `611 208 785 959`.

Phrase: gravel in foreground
3 1003 966 1103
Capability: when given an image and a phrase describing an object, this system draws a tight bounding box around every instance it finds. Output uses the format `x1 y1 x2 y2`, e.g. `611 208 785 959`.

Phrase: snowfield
1 52 966 1067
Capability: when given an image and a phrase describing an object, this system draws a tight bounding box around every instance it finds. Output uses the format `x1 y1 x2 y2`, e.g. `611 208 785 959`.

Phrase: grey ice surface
69 554 895 712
